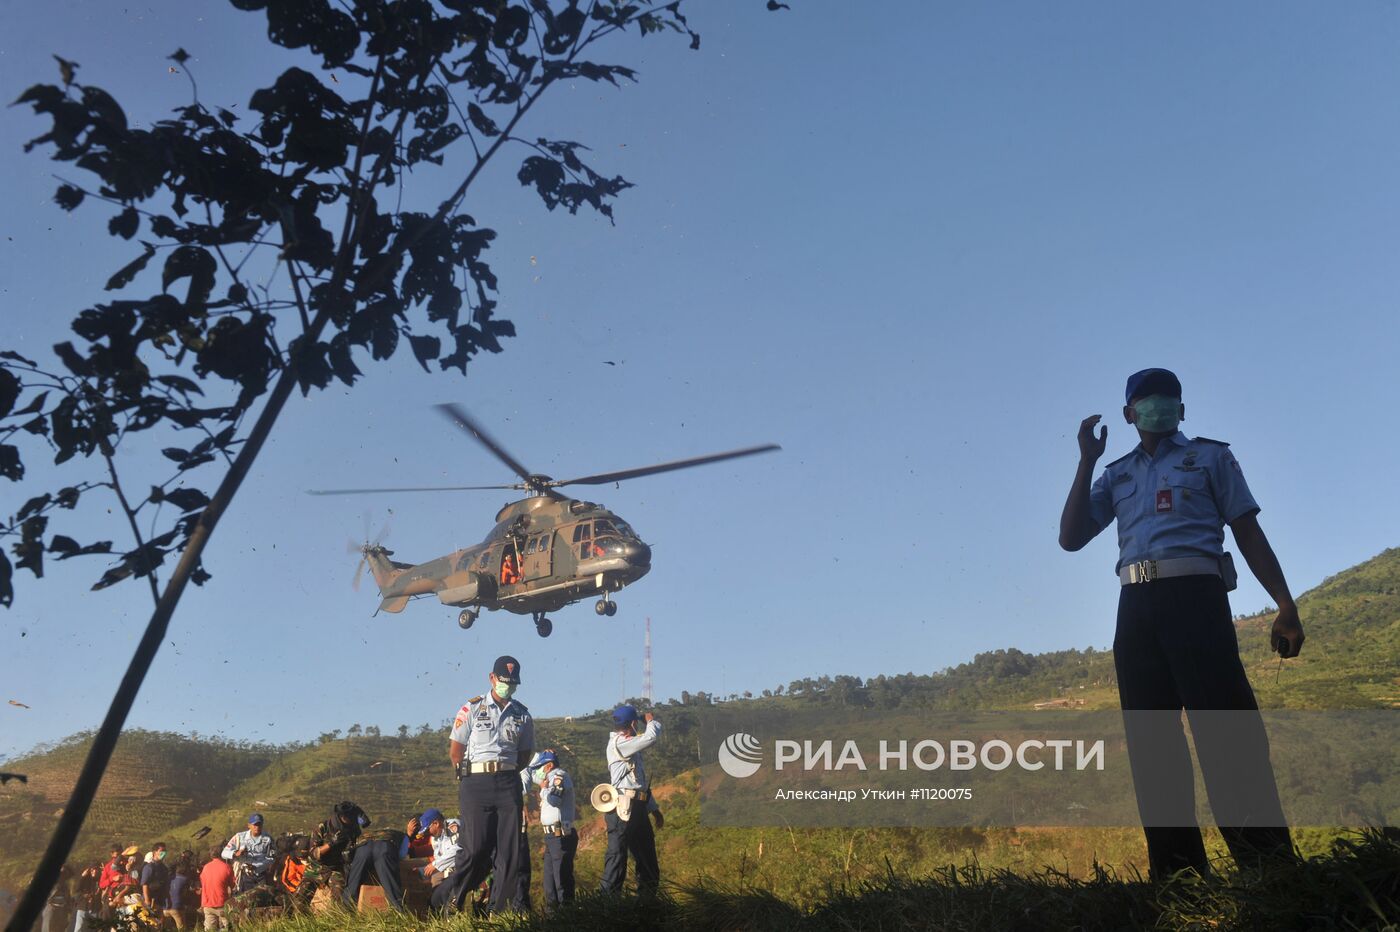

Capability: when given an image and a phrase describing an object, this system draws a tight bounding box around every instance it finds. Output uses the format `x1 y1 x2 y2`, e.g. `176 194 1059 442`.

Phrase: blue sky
3 1 1399 760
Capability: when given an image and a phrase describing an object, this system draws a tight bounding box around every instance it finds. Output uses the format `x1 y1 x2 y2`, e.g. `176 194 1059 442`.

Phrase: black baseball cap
493 655 521 684
1124 368 1182 404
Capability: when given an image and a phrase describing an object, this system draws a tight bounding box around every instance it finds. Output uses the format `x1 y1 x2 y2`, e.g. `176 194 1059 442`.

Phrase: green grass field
220 830 1400 931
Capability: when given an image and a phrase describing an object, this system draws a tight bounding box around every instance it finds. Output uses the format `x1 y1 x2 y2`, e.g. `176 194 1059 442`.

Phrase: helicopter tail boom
362 546 404 592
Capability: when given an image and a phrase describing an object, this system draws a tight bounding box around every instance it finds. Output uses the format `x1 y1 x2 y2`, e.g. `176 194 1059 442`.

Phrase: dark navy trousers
514 824 531 911
542 828 577 907
450 771 525 913
1114 574 1295 880
342 840 404 911
600 809 659 896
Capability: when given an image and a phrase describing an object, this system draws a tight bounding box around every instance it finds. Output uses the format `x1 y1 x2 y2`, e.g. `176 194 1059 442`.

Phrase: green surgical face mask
1132 395 1181 434
494 680 517 700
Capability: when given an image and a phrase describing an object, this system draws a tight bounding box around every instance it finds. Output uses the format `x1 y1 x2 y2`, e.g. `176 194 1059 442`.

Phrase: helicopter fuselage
362 495 651 620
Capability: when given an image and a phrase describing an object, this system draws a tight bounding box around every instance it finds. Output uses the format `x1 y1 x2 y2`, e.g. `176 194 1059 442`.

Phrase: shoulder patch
1193 437 1229 446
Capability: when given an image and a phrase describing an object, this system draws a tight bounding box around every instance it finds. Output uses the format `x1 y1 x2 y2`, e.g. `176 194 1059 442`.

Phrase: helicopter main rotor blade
435 403 538 485
307 484 520 496
549 443 781 488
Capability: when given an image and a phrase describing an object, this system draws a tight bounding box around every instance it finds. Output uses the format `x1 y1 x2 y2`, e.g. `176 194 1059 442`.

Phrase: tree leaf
466 103 500 138
105 243 157 291
14 515 47 578
407 334 440 373
54 185 84 211
108 207 139 240
163 488 210 512
0 444 24 482
0 350 38 367
17 494 51 521
162 246 217 308
0 369 19 418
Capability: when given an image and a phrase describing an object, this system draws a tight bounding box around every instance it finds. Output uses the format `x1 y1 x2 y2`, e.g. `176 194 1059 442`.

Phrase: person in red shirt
199 848 234 931
97 847 123 895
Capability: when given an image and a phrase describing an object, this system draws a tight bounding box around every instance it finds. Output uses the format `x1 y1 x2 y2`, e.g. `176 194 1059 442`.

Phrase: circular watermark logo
717 732 763 779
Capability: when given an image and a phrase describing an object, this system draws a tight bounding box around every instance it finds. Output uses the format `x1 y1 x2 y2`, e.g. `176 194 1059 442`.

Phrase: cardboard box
355 857 433 916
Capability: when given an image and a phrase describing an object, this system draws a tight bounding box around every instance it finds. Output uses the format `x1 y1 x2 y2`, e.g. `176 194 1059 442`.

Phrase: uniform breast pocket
1110 478 1137 517
1167 471 1213 516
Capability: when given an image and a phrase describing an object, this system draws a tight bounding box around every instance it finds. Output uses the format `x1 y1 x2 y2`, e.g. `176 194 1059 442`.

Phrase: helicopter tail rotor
349 512 393 591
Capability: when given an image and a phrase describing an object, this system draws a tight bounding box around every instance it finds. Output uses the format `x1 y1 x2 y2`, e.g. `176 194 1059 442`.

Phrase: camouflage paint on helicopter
310 405 777 638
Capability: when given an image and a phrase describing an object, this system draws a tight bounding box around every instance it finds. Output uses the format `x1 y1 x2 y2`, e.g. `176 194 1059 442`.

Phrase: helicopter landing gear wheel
605 601 617 617
535 615 553 638
458 609 477 630
595 599 609 616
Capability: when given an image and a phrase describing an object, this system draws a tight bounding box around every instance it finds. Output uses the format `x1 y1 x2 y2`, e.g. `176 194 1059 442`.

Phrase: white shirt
449 695 534 764
221 830 274 872
539 767 575 827
607 720 661 791
430 820 461 873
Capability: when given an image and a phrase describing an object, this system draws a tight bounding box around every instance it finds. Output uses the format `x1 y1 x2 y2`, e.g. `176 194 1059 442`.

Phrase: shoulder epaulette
1104 450 1135 469
1193 437 1229 446
469 695 483 704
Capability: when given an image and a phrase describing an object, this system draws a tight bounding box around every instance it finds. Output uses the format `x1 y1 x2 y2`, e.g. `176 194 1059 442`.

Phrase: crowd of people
28 653 660 927
37 843 223 931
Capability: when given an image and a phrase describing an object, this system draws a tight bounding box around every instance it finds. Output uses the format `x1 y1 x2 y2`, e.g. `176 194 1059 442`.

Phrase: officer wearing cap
532 750 578 909
600 705 663 896
408 808 462 911
1060 368 1303 880
445 654 534 914
220 813 274 892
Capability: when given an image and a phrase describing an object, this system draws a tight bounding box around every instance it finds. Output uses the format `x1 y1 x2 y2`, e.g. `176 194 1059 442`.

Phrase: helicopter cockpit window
592 536 625 556
612 519 636 539
593 518 617 536
572 523 591 543
538 535 549 552
524 538 537 555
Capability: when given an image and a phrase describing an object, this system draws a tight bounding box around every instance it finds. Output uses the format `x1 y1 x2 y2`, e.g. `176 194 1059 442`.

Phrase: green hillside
3 547 1397 896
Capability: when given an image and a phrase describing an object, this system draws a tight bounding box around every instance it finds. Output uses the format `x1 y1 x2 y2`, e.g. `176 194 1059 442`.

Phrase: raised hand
1078 415 1107 463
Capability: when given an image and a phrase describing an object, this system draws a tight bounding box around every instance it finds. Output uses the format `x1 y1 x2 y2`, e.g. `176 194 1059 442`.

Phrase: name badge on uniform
1155 489 1173 513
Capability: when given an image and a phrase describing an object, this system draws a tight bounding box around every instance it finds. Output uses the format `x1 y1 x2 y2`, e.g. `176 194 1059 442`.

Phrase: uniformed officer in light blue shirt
445 655 534 914
532 750 577 909
409 808 461 912
220 813 274 891
1060 367 1303 881
600 705 663 896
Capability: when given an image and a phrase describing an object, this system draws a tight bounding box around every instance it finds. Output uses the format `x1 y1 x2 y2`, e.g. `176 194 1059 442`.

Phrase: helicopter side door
519 531 552 581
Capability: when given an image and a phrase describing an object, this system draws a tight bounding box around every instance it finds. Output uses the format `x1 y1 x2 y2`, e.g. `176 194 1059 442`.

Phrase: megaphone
590 783 618 813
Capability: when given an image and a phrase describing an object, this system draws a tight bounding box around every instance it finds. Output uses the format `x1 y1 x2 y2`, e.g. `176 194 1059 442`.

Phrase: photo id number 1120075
910 787 972 801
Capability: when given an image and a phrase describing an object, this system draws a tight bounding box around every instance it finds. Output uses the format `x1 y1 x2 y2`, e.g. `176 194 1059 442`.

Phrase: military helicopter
308 404 778 637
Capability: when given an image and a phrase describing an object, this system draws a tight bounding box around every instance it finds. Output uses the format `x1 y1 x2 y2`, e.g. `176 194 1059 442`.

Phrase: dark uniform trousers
542 828 578 907
600 809 659 895
450 771 525 914
514 825 531 911
1114 574 1296 880
343 840 404 911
